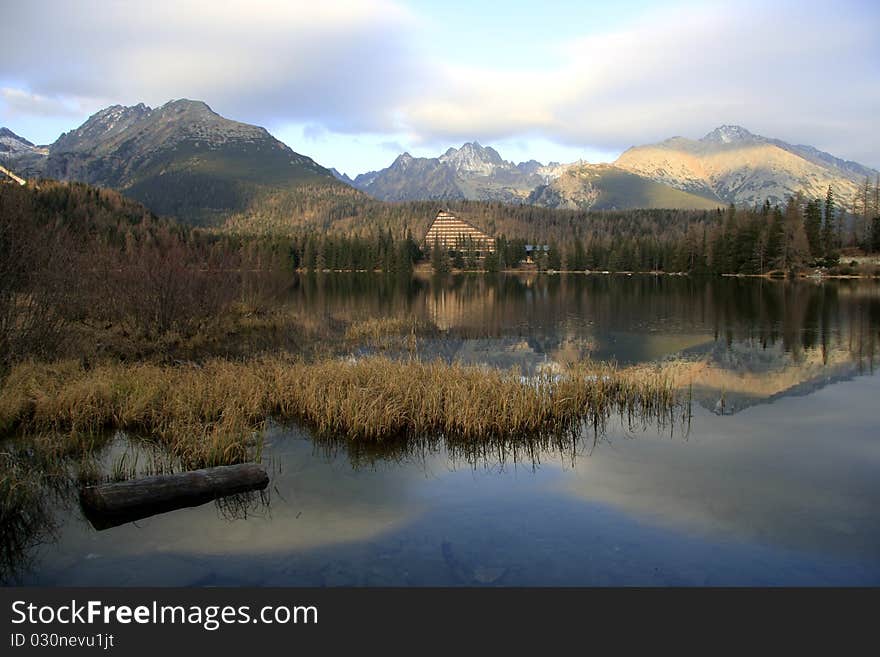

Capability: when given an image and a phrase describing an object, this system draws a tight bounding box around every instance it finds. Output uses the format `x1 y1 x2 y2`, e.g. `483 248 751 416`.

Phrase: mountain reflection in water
4 274 879 586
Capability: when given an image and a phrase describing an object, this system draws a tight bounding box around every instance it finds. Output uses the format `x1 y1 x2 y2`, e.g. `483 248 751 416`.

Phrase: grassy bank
0 356 683 468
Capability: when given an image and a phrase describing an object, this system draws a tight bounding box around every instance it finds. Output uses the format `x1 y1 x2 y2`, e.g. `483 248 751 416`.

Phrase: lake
8 274 880 586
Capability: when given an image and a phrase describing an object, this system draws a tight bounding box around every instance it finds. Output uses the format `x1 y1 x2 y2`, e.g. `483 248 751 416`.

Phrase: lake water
8 274 880 586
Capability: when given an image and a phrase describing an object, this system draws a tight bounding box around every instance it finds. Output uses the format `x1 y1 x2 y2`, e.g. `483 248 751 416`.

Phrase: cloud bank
0 0 877 168
0 0 421 133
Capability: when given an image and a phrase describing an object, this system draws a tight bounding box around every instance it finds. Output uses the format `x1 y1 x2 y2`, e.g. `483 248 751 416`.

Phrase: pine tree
822 186 839 264
871 216 880 253
851 177 872 247
395 239 413 276
315 238 327 271
570 238 586 271
484 249 500 273
766 206 784 270
874 175 880 219
404 229 421 264
778 193 810 273
545 243 559 270
430 236 449 274
803 198 822 261
302 235 317 272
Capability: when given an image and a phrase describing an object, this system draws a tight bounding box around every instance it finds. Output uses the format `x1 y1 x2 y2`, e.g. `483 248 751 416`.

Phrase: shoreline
297 266 880 280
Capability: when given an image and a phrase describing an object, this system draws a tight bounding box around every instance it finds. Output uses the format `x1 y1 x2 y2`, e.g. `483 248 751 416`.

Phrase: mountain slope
0 127 35 153
355 152 465 201
2 100 351 225
0 127 48 177
614 125 877 207
527 164 722 211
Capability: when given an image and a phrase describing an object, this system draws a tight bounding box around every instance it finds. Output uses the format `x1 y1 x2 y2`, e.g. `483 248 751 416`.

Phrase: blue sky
1 0 878 175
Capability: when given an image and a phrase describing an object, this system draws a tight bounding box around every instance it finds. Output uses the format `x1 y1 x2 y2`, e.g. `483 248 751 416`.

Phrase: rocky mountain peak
53 103 153 153
156 98 216 117
515 159 544 175
18 98 338 224
329 168 354 184
701 125 759 145
0 127 33 145
393 152 415 167
91 103 153 124
0 127 36 153
439 141 506 175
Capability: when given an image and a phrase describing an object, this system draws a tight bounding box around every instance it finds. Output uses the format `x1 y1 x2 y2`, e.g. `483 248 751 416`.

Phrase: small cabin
524 244 549 264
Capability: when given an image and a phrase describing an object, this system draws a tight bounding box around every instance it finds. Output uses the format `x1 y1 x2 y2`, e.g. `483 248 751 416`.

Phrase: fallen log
79 463 269 530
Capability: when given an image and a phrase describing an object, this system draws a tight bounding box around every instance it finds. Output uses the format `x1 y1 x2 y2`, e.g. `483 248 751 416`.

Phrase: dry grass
0 360 267 468
343 317 431 347
0 356 683 468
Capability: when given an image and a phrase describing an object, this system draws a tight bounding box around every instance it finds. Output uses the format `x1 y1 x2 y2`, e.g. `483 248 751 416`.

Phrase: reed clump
0 356 684 467
343 317 431 346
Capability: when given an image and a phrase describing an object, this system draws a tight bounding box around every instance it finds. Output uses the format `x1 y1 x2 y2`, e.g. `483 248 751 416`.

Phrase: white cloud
402 1 879 166
0 88 84 118
0 0 421 132
0 0 877 169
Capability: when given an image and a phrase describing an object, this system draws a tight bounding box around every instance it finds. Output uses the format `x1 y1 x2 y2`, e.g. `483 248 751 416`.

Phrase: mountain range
0 100 345 224
349 125 877 211
613 125 876 207
2 100 876 224
336 142 568 204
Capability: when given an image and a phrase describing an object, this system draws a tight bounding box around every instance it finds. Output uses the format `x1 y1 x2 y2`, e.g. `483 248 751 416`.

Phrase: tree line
0 181 290 369
3 178 879 369
288 184 880 275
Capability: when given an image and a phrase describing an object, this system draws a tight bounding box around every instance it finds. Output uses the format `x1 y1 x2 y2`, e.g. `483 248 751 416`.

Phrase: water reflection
294 274 878 413
4 275 880 586
18 386 880 586
560 374 880 562
0 448 72 584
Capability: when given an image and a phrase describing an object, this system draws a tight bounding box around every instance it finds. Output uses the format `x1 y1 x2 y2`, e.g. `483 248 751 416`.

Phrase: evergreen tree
394 239 413 276
857 176 872 246
547 243 561 270
874 176 880 220
404 229 421 264
315 238 327 271
570 238 586 271
871 216 880 254
302 235 317 271
430 236 449 274
484 249 500 273
766 206 784 270
822 186 839 264
803 198 822 260
778 193 810 273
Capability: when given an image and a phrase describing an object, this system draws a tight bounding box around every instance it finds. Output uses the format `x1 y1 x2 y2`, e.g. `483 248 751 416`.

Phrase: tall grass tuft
0 356 685 468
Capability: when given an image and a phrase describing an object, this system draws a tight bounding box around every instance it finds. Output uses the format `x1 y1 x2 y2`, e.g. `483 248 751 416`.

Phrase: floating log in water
79 463 269 530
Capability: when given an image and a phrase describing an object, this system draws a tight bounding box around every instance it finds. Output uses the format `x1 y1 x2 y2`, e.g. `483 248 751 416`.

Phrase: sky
1 0 878 176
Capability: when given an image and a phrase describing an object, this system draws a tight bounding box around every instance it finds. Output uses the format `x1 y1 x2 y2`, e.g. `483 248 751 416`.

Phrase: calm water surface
11 274 880 585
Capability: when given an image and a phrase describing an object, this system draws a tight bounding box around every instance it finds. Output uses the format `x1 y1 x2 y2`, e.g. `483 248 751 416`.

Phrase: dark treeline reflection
290 273 880 367
5 274 879 585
